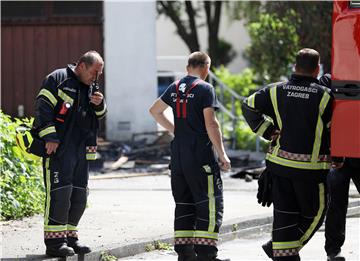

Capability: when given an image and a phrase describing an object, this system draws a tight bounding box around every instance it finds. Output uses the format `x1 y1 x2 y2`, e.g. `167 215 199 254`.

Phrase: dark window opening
1 1 46 18
52 1 102 17
1 1 103 24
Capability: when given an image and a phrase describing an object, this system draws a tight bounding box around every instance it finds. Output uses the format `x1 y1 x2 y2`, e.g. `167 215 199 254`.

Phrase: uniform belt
268 147 330 162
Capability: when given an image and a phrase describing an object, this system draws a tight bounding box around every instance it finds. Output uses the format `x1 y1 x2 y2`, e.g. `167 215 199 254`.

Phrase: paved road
0 173 271 258
123 216 360 261
1 173 358 259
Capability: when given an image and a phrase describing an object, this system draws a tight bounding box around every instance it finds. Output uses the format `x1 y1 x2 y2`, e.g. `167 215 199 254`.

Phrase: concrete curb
89 172 168 180
5 201 359 261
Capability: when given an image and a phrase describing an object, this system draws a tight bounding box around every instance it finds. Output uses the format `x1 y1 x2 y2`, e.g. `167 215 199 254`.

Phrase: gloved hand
257 168 273 207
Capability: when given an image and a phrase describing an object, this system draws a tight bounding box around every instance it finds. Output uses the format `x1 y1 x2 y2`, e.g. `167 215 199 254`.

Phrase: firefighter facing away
149 52 231 261
33 51 107 257
319 74 360 261
242 48 340 261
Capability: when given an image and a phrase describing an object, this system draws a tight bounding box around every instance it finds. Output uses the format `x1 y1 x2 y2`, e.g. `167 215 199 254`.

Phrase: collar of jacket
290 73 319 84
67 63 89 88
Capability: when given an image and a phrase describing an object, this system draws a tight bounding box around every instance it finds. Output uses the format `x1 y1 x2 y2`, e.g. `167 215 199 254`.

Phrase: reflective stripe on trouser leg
67 224 78 238
299 183 326 247
194 170 223 248
272 175 301 259
171 166 196 249
43 158 72 241
67 186 88 234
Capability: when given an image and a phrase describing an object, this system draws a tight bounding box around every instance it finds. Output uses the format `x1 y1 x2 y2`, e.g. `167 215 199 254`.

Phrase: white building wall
104 0 157 141
156 7 250 74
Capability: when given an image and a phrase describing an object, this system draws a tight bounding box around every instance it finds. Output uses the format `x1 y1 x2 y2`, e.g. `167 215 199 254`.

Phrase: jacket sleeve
92 98 107 120
241 86 277 141
33 75 60 143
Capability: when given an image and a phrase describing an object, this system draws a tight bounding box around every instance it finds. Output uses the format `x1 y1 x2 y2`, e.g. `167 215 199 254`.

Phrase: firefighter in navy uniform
242 49 339 261
149 52 231 261
34 51 107 257
319 74 360 261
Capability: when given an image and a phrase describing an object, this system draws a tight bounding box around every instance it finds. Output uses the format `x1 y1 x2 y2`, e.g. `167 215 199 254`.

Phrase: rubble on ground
91 132 266 181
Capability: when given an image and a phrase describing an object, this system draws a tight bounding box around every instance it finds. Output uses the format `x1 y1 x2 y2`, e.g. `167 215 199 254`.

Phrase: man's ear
78 62 86 71
313 64 320 77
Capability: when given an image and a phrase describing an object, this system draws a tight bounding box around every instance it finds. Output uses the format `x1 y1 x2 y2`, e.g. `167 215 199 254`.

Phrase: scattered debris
93 131 172 174
231 166 265 180
111 156 129 170
94 134 267 181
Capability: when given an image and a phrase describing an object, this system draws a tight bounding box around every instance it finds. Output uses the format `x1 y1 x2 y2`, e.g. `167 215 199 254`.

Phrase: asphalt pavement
1 171 359 260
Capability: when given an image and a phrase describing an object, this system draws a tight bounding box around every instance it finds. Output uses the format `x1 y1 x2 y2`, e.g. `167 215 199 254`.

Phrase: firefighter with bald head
34 50 107 257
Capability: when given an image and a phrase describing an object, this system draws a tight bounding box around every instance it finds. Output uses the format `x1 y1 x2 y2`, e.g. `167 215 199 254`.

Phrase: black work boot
197 254 230 261
177 245 197 261
262 240 273 259
67 237 91 254
46 243 75 257
178 253 197 261
327 251 346 261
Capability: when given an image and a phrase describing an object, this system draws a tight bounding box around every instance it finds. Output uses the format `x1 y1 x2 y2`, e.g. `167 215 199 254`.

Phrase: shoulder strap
182 79 203 118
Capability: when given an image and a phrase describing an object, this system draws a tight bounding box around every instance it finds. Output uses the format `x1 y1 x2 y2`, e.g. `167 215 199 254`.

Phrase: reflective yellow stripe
44 158 51 226
311 92 330 162
39 126 56 138
256 120 272 137
208 175 216 232
67 224 78 231
58 89 74 105
299 183 325 246
86 153 97 160
266 153 331 170
175 230 195 238
194 230 218 240
95 103 107 117
270 86 282 155
25 131 33 147
44 225 68 232
16 133 27 151
273 240 301 250
38 89 57 107
247 93 256 108
203 165 212 173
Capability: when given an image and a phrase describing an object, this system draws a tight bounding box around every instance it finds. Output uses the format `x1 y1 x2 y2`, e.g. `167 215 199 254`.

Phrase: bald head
78 50 104 68
75 50 104 85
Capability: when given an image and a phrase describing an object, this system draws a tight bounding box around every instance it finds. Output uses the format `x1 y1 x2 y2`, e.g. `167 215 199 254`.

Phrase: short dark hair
295 48 320 74
187 51 210 68
78 50 104 67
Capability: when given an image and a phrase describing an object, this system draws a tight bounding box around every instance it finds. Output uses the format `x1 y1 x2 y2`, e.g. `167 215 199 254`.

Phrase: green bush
245 10 300 83
214 67 269 152
0 110 44 220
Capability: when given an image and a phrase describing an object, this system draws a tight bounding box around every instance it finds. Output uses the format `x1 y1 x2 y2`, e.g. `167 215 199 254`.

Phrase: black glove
257 168 273 207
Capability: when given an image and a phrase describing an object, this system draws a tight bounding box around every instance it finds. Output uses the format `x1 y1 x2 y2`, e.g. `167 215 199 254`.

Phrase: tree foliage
157 1 236 67
245 11 300 83
233 1 332 82
214 67 268 151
